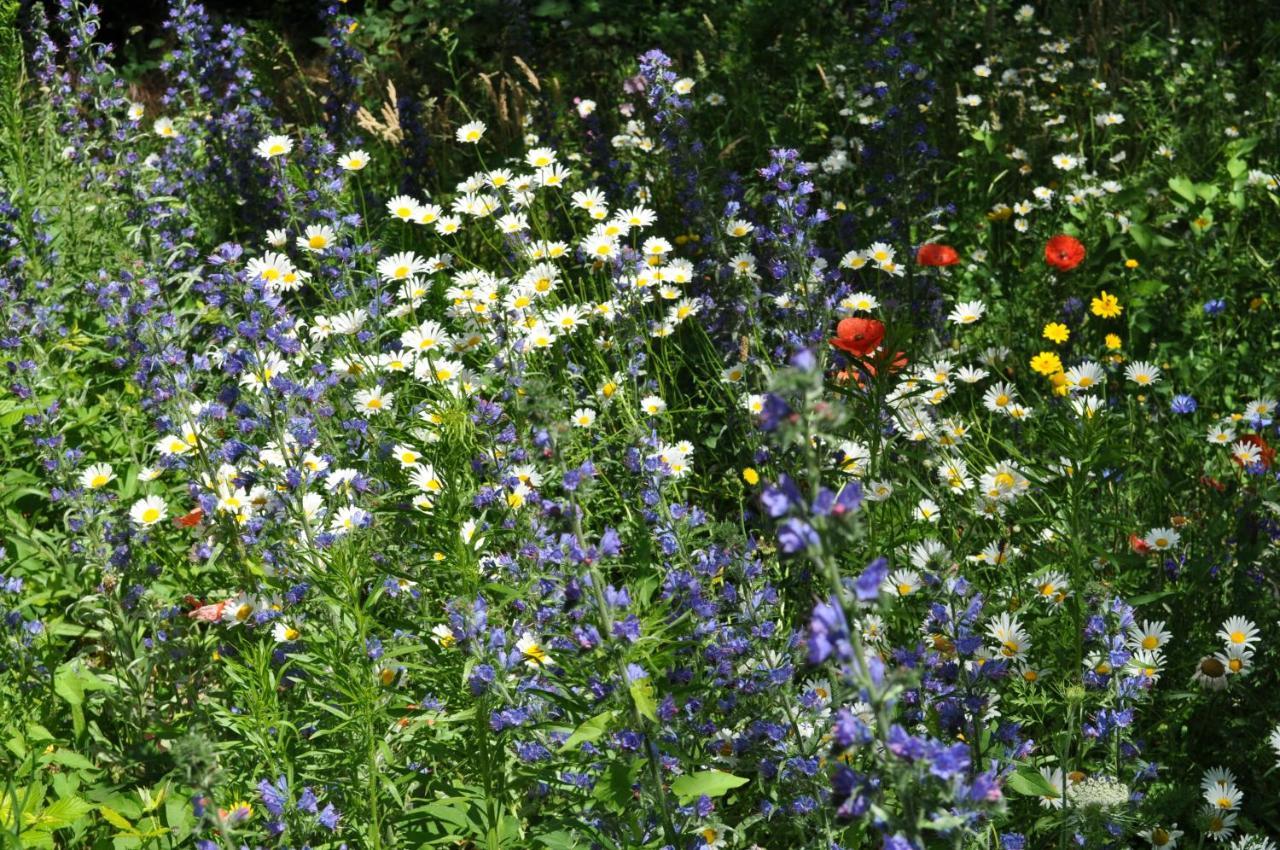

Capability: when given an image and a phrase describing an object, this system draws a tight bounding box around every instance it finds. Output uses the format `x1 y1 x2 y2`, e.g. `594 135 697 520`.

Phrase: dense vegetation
1 1 1279 848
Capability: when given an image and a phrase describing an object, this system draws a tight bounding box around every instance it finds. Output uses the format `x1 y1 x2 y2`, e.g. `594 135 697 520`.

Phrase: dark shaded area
95 0 337 48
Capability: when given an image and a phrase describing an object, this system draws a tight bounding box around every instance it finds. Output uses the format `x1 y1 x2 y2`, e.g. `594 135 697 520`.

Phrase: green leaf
1167 176 1197 203
46 749 96 771
562 710 616 751
1128 589 1177 607
534 831 581 850
628 677 657 723
1129 222 1152 251
594 759 641 811
54 661 114 736
670 770 750 802
1004 766 1058 799
99 806 137 834
1227 158 1247 179
39 796 95 827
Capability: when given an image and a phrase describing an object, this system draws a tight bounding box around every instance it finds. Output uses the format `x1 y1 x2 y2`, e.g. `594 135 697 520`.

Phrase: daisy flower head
297 224 336 253
571 408 597 428
987 612 1031 660
947 300 986 325
1037 767 1065 809
1065 361 1103 392
80 462 116 490
255 134 293 159
377 251 429 282
1217 616 1260 650
153 116 176 138
456 120 487 144
841 291 880 313
516 632 552 667
1125 361 1161 386
1143 527 1180 551
982 381 1017 413
1192 655 1229 691
1128 620 1171 652
1217 644 1253 675
1230 440 1262 467
386 194 422 222
1031 570 1071 604
1052 152 1080 171
354 386 393 416
130 495 168 528
640 395 667 416
882 568 922 598
338 149 369 171
1207 424 1235 445
1203 781 1243 812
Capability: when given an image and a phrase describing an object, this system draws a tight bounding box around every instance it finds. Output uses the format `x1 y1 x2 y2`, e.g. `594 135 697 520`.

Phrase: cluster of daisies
1190 617 1260 692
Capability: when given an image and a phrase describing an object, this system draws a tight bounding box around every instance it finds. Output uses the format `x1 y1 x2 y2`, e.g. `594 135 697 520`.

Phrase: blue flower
777 517 819 554
317 802 340 830
855 557 888 602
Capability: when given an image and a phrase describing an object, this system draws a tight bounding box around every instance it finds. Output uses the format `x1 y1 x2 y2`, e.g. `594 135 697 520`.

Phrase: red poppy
916 243 960 267
1044 234 1086 271
1232 433 1275 469
1128 534 1151 556
830 317 885 358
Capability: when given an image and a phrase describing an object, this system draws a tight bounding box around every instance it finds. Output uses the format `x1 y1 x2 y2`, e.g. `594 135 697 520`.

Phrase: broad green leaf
99 806 137 833
46 749 95 771
628 678 657 723
670 770 750 801
1004 766 1058 799
38 796 95 827
562 710 616 751
1167 175 1197 202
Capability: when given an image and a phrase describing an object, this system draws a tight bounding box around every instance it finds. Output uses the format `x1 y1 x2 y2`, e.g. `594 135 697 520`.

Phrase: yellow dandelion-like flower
1030 351 1064 376
1090 291 1123 319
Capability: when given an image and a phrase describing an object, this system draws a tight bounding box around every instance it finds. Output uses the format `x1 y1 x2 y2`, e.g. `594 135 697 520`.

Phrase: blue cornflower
1170 394 1197 414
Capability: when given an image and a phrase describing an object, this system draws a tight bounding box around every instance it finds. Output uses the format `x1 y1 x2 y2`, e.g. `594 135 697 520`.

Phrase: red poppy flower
1129 534 1151 556
1045 234 1086 271
1232 433 1275 469
830 317 885 357
916 243 959 267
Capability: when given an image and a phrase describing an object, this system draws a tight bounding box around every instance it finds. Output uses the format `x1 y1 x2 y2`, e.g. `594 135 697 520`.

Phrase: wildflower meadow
1 0 1279 848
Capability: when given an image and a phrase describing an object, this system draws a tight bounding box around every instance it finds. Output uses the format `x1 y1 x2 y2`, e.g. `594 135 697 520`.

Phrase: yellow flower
742 467 760 486
1104 333 1122 350
1050 371 1070 396
1090 290 1123 318
1124 258 1139 269
1030 351 1063 376
1043 322 1070 344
